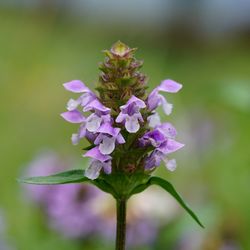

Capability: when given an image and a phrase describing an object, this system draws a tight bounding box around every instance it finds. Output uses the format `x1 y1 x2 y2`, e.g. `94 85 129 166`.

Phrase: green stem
115 198 127 250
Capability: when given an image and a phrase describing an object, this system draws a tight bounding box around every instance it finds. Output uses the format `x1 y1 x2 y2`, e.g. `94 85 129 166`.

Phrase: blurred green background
0 1 250 249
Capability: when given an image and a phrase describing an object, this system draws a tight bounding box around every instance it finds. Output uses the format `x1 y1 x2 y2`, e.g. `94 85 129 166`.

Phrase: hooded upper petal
157 122 177 138
158 79 182 93
158 139 185 154
83 100 110 114
61 110 85 123
63 80 90 93
83 146 112 162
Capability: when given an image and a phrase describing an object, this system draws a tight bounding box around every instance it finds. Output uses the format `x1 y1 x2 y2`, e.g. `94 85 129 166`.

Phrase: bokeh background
1 1 250 249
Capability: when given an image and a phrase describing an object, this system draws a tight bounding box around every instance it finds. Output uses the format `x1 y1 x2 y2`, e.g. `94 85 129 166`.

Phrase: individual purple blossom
145 150 177 171
95 122 125 155
83 100 111 133
83 147 112 180
63 80 97 110
140 123 184 171
116 95 146 133
147 79 182 115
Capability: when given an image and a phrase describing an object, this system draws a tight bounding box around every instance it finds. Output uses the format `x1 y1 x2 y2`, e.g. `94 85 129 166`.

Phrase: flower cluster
61 41 184 180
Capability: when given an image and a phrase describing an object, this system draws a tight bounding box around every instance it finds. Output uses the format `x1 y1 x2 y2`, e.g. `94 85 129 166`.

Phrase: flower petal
80 92 96 107
125 115 140 133
124 95 146 109
165 158 177 171
99 136 116 155
116 113 127 123
63 80 89 93
84 160 103 180
66 98 81 111
116 133 126 144
83 100 110 114
97 122 119 137
71 133 79 145
158 79 182 93
160 95 173 115
86 114 102 132
147 89 161 111
79 124 87 138
83 147 111 162
158 139 185 154
61 110 85 123
102 161 112 174
147 112 161 128
145 151 162 170
157 122 177 138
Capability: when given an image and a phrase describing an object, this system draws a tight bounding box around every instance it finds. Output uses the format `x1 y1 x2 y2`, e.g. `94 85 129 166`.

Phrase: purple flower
61 110 85 123
63 80 96 110
140 123 184 171
147 79 182 115
95 123 125 154
145 151 177 171
116 95 146 133
84 100 111 133
139 123 177 147
83 147 112 179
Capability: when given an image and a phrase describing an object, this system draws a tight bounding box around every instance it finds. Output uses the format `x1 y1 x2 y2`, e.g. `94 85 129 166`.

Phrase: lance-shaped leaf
130 176 204 228
18 169 118 198
18 169 88 185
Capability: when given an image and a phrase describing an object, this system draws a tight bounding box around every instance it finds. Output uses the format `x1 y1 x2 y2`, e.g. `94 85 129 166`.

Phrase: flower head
61 42 184 179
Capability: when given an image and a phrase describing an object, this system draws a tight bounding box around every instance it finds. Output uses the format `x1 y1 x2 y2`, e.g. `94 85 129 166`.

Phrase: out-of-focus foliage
0 3 250 250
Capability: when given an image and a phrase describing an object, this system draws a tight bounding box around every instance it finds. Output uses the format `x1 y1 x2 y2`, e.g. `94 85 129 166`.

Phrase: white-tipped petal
66 98 80 111
86 114 102 132
161 95 173 115
99 136 116 155
84 160 103 180
125 115 140 133
71 133 79 145
165 158 177 172
147 112 161 128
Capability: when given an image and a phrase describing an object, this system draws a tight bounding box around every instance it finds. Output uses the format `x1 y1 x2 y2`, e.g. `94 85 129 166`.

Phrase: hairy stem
115 198 127 250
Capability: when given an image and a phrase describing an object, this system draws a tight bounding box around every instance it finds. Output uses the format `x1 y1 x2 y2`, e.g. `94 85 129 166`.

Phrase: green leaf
18 169 88 185
130 176 204 228
150 177 204 228
18 170 118 198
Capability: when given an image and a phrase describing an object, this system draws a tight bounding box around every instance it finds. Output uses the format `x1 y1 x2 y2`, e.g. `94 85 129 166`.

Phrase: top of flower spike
97 41 147 111
105 40 137 58
61 41 184 180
